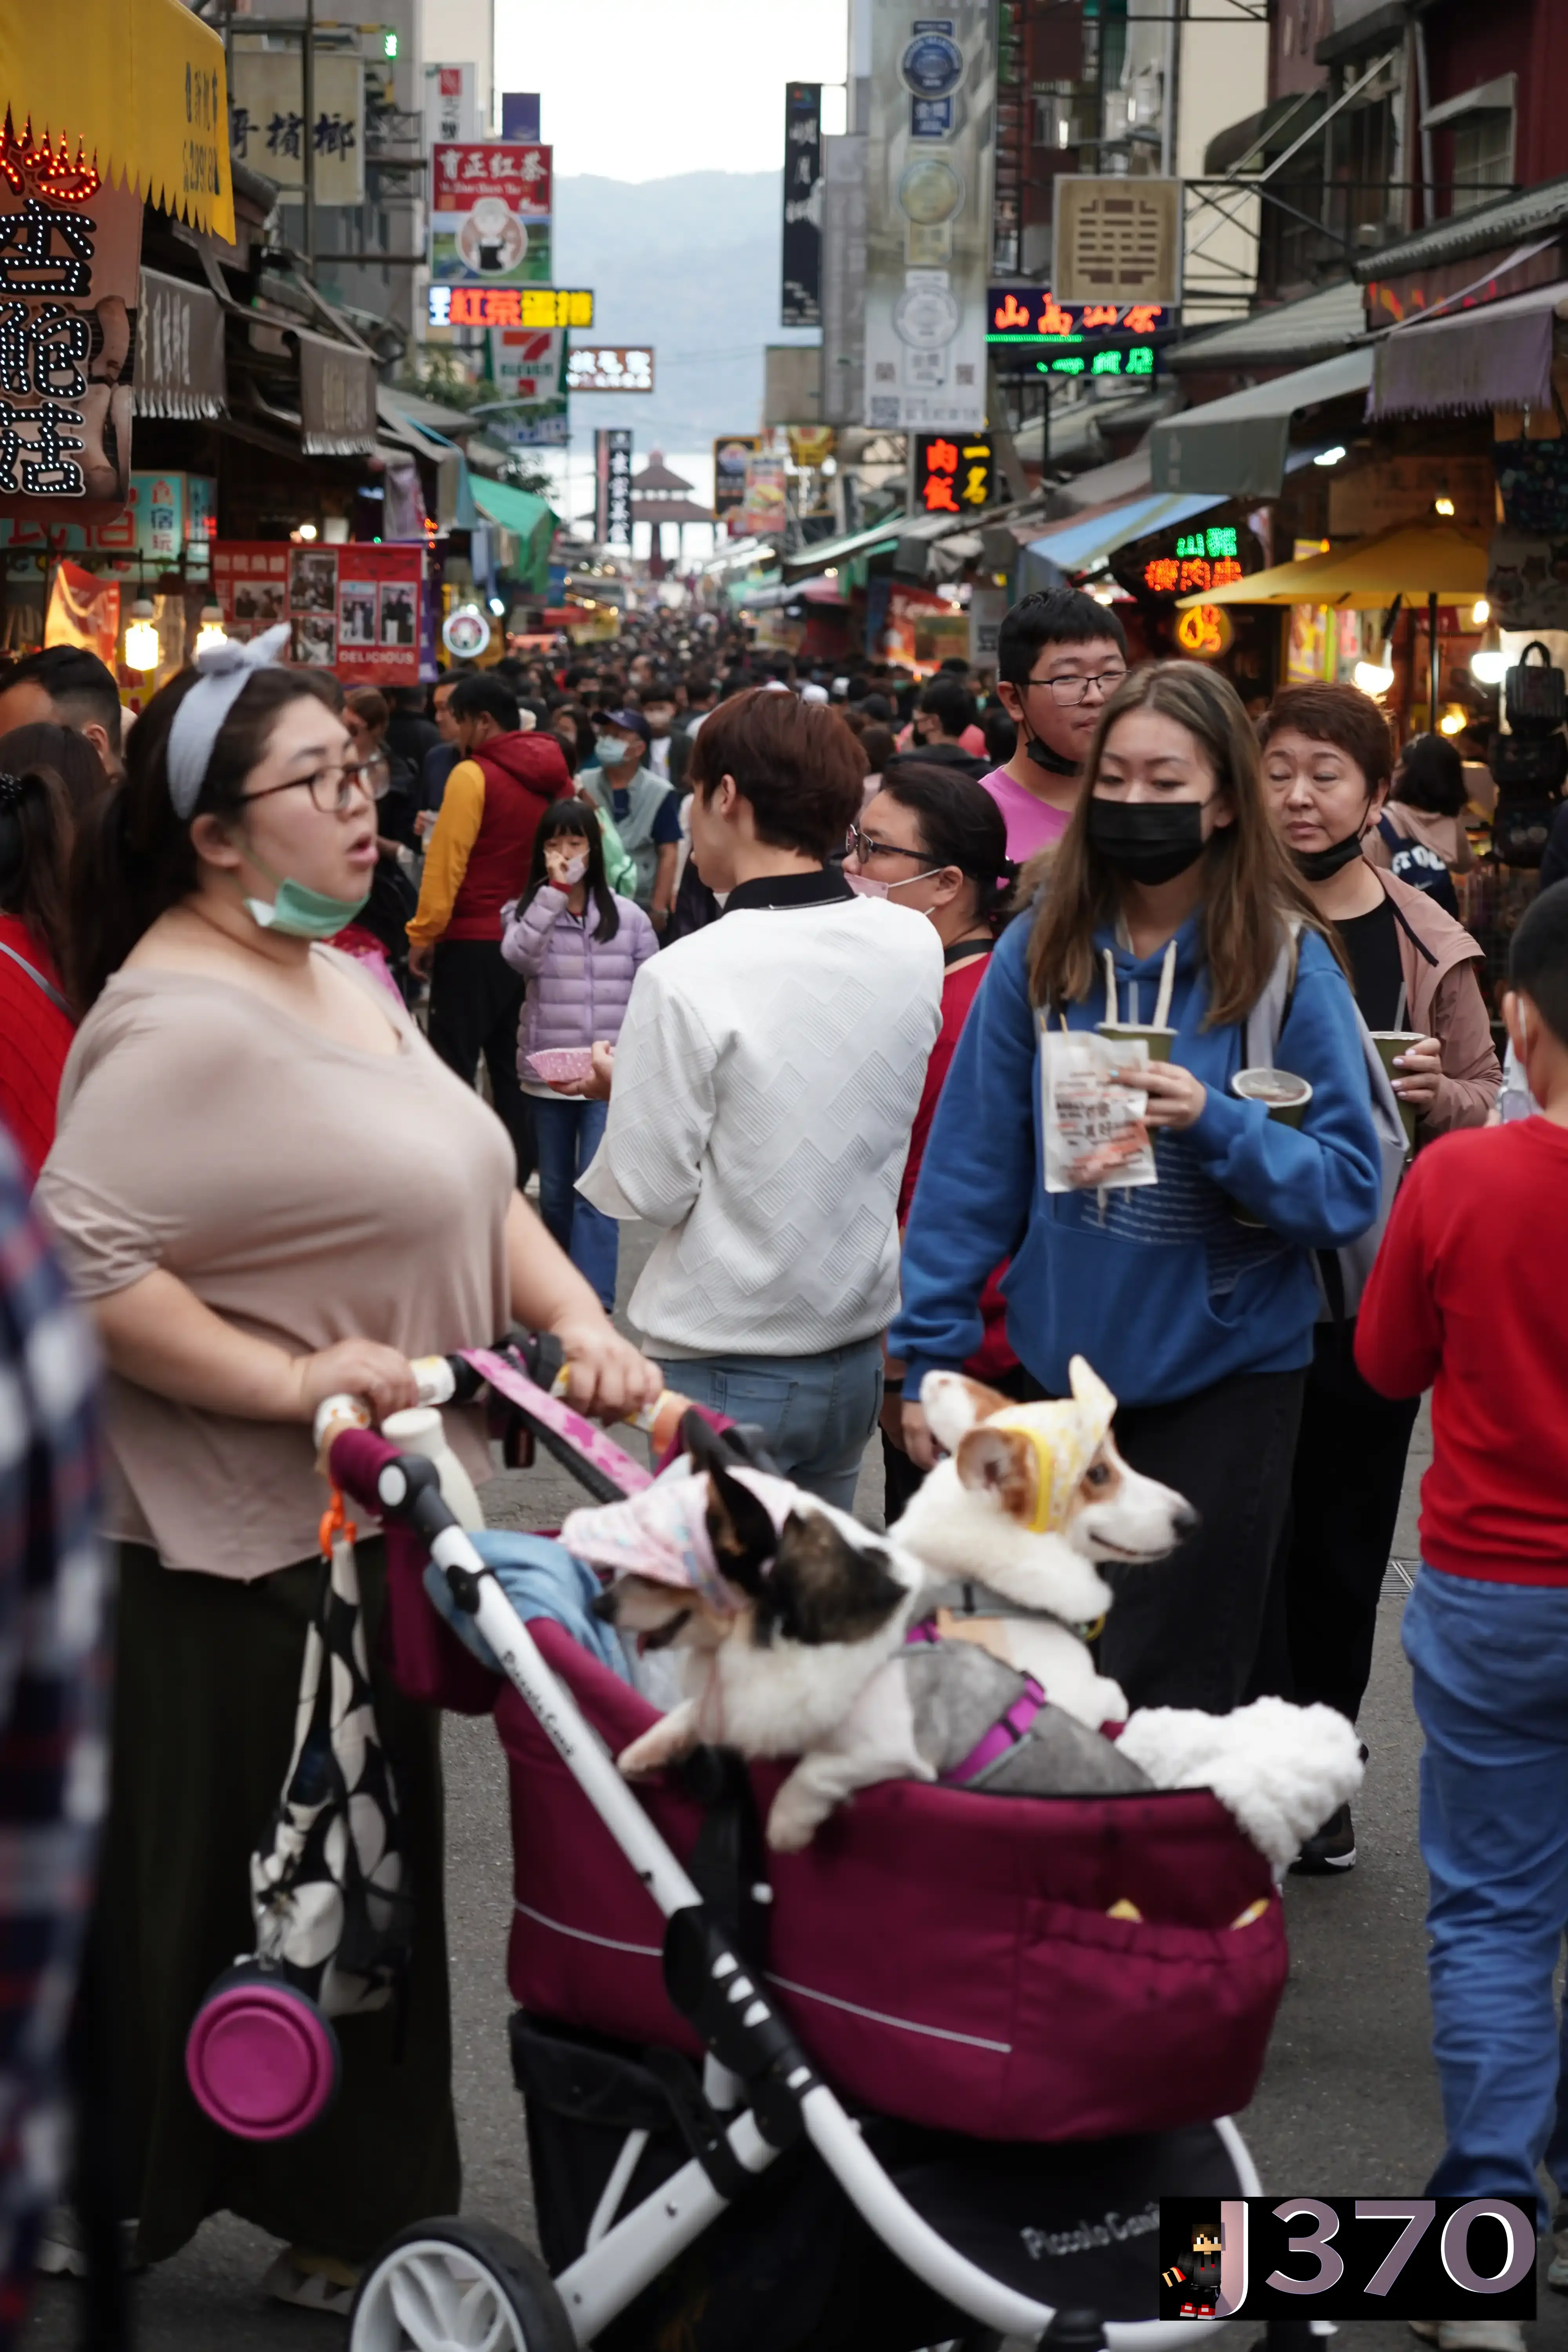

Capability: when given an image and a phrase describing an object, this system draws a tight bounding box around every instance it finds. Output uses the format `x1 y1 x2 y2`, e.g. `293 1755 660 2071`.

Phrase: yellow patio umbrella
1179 519 1490 720
1176 520 1488 610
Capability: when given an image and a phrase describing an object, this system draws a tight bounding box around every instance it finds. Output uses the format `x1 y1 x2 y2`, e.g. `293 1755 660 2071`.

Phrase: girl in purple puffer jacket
501 798 658 1307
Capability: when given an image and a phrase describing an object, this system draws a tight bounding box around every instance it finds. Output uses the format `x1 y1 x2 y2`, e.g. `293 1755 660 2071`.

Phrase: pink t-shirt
980 766 1074 861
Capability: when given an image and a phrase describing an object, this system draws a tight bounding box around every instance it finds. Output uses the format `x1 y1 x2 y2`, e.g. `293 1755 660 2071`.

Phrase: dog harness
905 1622 1124 1786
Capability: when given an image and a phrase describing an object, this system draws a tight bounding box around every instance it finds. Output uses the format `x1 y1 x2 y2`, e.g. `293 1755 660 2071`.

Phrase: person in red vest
407 672 570 1181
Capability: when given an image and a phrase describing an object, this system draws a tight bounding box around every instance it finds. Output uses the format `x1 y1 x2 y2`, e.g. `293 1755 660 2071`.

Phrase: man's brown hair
688 686 867 861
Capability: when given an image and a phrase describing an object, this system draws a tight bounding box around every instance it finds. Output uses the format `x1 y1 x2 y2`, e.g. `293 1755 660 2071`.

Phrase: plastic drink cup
1229 1069 1314 1223
1368 1031 1423 1145
1096 1022 1177 1062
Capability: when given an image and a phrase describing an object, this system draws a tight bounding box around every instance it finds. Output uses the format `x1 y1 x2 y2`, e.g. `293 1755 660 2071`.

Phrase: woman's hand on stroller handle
292 1339 421 1426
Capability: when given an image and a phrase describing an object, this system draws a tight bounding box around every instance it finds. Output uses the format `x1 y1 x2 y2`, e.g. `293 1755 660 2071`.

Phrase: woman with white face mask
844 762 1020 1520
36 633 660 2308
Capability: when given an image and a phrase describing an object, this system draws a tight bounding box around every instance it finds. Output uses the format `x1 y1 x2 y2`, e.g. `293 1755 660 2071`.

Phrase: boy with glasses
984 588 1129 861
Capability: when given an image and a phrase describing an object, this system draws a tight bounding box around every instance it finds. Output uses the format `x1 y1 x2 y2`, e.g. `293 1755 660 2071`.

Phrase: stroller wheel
348 2219 574 2352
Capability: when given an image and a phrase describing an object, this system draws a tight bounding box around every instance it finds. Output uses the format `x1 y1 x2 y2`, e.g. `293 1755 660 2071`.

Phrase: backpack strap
0 937 69 1018
1242 917 1302 1072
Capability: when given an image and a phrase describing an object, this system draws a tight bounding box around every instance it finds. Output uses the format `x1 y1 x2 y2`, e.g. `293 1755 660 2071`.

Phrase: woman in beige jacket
1257 682 1501 1874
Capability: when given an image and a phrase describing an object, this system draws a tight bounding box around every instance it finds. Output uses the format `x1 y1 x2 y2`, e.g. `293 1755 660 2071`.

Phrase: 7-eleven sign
489 326 563 402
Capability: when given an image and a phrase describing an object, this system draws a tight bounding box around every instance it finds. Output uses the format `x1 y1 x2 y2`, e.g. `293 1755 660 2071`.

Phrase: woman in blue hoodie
892 661 1380 1713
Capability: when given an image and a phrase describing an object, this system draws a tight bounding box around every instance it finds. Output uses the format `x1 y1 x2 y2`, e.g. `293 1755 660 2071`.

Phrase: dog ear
701 1464 779 1599
921 1371 1012 1455
755 1512 909 1648
954 1425 1039 1524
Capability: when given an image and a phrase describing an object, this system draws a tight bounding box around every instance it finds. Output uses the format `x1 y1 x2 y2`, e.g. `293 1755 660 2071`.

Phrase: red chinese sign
915 432 995 517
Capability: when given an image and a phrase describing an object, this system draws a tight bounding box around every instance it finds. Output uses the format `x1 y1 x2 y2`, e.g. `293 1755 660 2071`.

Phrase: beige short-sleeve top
37 949 515 1578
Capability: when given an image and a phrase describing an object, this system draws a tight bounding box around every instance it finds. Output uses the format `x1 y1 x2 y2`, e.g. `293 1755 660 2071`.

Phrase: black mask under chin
1292 830 1367 882
1024 731 1080 778
1087 796 1209 885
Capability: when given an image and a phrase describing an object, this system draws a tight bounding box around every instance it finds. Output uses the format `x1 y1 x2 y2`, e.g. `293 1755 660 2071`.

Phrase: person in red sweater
1357 877 1568 2295
407 672 570 1184
843 761 1018 1522
0 726 107 1184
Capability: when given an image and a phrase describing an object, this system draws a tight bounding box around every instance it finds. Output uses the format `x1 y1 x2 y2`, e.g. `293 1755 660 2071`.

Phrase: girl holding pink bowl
501 798 659 1308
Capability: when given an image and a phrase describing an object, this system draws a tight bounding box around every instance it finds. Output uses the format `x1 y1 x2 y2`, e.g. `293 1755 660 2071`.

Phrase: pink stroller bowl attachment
185 1961 341 2141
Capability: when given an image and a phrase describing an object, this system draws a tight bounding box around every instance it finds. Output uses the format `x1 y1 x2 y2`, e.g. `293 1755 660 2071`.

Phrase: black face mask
1025 731 1080 778
1087 797 1209 885
1292 829 1367 882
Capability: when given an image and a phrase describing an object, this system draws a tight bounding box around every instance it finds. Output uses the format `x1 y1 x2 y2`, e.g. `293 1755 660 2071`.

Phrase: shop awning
470 476 558 593
1167 279 1365 374
1177 519 1488 608
1369 278 1568 420
1149 349 1374 498
134 268 225 420
1024 490 1228 573
291 329 377 457
1 0 234 242
780 511 905 581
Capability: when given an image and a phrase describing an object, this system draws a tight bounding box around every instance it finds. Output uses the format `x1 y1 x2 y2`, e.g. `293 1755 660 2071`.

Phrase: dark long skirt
102 1540 460 2266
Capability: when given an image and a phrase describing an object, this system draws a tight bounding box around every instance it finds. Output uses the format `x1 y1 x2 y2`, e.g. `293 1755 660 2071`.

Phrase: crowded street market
4 1 1568 2348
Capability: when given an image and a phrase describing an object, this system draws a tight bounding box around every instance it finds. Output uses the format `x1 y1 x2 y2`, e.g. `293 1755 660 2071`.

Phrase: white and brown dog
581 1418 927 1844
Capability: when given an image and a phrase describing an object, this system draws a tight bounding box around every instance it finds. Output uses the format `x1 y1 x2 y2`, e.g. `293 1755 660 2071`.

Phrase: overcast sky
496 0 850 181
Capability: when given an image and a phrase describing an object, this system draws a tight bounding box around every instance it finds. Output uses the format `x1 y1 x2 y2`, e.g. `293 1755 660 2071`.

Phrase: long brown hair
0 722 109 971
1027 661 1338 1028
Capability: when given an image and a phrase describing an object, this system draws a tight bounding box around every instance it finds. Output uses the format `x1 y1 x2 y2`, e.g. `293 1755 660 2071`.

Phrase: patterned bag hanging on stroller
185 1494 413 2143
250 1494 412 2017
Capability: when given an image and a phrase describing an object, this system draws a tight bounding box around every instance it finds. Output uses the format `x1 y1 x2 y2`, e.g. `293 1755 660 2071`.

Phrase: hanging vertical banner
0 136 143 527
424 64 478 148
230 48 365 205
501 93 542 140
740 452 789 539
430 144 552 284
713 434 760 530
782 83 823 328
594 426 632 547
488 326 569 445
864 1 995 432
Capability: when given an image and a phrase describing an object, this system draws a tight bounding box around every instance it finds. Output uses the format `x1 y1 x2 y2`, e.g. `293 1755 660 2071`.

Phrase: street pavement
24 1223 1568 2350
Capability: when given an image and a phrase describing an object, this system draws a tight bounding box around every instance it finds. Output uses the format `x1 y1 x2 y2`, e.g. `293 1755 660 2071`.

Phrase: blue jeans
1403 1565 1568 2227
532 1094 618 1312
668 1337 882 1515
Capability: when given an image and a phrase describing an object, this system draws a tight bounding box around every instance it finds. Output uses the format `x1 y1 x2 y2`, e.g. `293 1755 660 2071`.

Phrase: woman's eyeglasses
242 757 390 815
846 823 930 864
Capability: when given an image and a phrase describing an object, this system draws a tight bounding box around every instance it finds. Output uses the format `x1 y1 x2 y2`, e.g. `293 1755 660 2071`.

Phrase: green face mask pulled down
241 846 370 940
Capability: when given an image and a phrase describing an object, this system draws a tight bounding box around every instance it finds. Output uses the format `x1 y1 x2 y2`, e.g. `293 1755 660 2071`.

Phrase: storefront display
212 540 426 685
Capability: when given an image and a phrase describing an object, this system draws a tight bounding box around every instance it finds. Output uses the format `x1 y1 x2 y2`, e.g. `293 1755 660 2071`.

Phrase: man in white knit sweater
579 686 944 1510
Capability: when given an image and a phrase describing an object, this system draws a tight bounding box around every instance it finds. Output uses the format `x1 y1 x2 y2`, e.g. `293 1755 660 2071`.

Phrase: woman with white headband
36 629 660 2309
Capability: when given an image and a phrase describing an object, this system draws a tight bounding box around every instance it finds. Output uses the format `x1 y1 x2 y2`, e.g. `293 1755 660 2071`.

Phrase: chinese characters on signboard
425 63 477 148
985 286 1171 379
1140 524 1244 596
915 430 994 515
0 470 216 558
0 125 143 526
230 49 365 205
594 426 632 548
782 83 822 328
490 327 569 445
565 347 654 392
428 285 591 330
864 1 994 432
430 143 551 285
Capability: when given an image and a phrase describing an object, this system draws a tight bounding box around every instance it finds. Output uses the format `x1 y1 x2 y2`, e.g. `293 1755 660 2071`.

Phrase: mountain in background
553 171 819 460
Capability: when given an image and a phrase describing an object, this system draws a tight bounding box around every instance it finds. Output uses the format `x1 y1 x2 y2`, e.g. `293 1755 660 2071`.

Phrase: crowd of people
0 590 1565 2341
